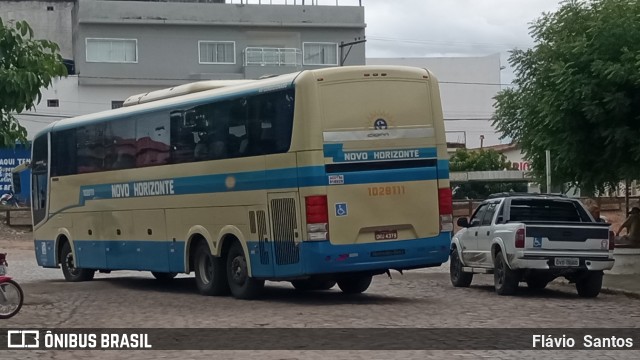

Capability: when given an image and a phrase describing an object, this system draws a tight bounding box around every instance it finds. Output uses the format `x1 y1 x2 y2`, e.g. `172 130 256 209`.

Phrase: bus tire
291 279 336 291
60 242 94 282
151 272 178 281
337 275 372 294
226 241 264 300
194 242 229 296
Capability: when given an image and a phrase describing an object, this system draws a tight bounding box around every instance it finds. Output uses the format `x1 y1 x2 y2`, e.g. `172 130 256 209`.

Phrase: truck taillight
609 230 615 250
306 195 328 241
515 228 525 248
439 188 453 232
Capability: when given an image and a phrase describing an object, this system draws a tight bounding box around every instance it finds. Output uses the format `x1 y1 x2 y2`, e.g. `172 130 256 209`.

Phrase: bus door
31 134 49 226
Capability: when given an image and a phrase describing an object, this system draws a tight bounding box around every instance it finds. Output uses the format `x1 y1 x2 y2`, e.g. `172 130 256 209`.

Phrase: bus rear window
508 199 590 222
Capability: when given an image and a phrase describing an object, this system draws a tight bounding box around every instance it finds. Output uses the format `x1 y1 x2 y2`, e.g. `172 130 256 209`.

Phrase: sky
363 0 562 84
359 0 563 147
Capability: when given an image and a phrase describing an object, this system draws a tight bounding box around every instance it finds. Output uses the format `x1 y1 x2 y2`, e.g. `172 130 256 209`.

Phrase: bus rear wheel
226 242 264 300
60 242 94 282
337 275 372 294
194 242 229 296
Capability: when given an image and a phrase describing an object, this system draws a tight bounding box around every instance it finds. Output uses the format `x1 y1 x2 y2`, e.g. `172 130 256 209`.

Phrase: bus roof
34 65 434 139
123 80 256 107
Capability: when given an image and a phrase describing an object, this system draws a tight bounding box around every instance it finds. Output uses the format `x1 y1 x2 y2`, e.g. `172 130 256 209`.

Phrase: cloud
364 0 561 59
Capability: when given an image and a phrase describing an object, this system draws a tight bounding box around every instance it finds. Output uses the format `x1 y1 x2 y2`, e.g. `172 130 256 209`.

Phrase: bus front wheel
226 242 264 300
60 242 94 282
194 242 229 296
337 275 372 294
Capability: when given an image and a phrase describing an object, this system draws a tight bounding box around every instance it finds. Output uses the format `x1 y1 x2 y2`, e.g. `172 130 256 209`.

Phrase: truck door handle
486 231 490 236
474 231 478 236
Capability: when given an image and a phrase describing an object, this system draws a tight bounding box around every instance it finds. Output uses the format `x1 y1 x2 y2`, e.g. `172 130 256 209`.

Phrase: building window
303 42 338 66
198 41 235 64
112 101 124 109
86 38 138 63
47 6 54 11
47 99 59 107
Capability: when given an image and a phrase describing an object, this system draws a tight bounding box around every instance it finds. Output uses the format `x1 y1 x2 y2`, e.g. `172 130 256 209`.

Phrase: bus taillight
438 188 453 232
306 195 329 241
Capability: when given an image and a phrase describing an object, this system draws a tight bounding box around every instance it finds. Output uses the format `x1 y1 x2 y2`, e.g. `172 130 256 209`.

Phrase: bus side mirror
457 217 469 228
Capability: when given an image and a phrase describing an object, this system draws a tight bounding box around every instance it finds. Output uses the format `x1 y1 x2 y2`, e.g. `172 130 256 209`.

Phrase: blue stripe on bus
437 159 450 180
34 240 57 268
78 164 447 204
248 232 452 278
323 144 438 163
35 233 450 279
34 239 187 272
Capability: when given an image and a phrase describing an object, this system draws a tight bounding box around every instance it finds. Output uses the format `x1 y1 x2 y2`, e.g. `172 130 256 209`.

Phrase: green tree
0 18 67 146
493 0 640 193
449 148 527 199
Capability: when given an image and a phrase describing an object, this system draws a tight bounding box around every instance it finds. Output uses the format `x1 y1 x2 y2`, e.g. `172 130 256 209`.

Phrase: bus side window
136 111 170 167
170 110 196 164
76 124 106 173
105 118 136 170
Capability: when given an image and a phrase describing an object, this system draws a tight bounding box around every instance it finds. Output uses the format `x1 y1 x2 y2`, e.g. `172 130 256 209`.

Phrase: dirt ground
0 211 32 244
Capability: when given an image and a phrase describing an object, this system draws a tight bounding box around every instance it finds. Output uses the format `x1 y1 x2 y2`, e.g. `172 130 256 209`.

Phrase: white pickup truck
450 193 614 297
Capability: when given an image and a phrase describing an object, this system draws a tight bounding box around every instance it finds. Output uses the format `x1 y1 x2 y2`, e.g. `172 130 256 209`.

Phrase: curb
599 287 640 299
553 279 640 299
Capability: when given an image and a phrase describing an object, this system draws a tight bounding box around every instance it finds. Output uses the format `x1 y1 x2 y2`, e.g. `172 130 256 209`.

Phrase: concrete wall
73 0 366 85
367 54 502 149
16 76 167 139
0 0 74 59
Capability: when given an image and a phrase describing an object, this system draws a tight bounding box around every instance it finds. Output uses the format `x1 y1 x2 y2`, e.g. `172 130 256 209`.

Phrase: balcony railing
244 47 302 67
227 1 362 5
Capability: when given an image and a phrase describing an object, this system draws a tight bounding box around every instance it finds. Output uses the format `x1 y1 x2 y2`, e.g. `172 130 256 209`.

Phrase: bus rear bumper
248 232 451 279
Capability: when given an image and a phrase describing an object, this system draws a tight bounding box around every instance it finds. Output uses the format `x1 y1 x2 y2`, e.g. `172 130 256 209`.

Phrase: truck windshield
509 199 590 222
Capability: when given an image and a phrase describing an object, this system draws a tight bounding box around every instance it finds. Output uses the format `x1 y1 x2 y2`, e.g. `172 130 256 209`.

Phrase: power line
366 35 532 49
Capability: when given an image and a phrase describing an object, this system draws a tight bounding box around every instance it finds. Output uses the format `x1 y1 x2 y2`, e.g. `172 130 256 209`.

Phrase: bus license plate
375 230 398 241
554 257 579 267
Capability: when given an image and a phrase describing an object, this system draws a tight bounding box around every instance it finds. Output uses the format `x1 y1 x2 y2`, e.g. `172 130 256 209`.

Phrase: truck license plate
375 230 398 240
554 257 579 267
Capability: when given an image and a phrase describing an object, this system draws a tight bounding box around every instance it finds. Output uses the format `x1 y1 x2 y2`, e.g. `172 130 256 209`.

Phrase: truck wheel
337 276 372 294
494 251 519 295
576 271 603 298
526 277 549 290
226 241 264 299
60 242 95 282
450 249 473 287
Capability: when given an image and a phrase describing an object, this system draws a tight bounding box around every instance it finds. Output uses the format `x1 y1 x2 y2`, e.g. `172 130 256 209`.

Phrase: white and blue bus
32 66 452 299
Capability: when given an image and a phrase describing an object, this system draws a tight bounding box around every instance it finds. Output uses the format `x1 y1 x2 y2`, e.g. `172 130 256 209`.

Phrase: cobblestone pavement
1 239 639 359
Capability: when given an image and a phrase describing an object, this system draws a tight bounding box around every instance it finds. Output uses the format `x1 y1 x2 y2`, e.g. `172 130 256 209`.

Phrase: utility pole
339 37 366 66
546 150 551 193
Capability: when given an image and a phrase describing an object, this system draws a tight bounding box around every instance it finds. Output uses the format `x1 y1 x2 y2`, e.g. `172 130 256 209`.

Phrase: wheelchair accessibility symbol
335 203 348 217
